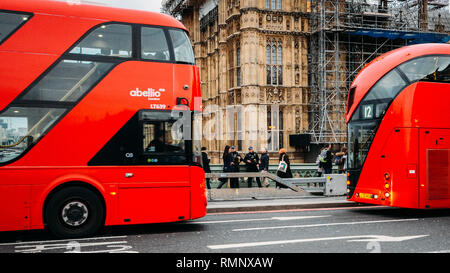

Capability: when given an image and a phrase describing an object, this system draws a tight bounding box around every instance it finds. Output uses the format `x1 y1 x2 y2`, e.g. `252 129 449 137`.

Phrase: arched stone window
266 39 283 85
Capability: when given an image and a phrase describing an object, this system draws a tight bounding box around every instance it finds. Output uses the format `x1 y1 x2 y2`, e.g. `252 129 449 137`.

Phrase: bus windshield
347 69 407 169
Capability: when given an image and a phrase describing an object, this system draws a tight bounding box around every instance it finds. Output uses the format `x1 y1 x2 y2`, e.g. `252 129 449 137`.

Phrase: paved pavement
207 195 368 213
205 175 351 213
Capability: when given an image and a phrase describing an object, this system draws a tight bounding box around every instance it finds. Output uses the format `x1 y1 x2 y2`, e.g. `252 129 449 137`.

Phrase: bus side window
0 11 31 45
20 60 114 102
0 107 66 163
141 27 170 62
140 110 189 165
168 29 195 65
142 120 186 164
69 24 132 58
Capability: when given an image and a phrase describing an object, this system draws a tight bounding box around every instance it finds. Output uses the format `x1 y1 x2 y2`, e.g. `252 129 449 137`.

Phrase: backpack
318 149 327 163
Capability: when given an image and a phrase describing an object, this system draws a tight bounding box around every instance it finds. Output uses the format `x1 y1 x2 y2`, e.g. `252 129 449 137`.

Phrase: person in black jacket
201 147 211 189
229 146 241 188
259 148 270 187
217 145 231 189
276 148 292 189
244 146 261 188
323 143 333 174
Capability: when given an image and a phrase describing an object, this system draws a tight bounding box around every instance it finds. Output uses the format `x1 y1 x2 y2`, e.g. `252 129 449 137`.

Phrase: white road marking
208 205 388 215
427 249 450 253
232 218 419 231
0 235 128 247
208 234 428 250
0 235 138 253
14 241 129 253
271 216 328 221
193 215 330 224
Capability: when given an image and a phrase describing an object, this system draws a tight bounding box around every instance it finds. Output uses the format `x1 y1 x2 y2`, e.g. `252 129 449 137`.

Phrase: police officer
229 146 241 188
244 146 262 188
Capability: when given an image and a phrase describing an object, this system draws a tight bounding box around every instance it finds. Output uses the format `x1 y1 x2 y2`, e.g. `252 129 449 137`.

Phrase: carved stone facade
179 0 310 163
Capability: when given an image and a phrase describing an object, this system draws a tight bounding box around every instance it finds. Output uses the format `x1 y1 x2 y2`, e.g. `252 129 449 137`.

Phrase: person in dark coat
259 147 270 187
323 143 333 174
201 147 211 189
259 148 269 172
217 145 231 189
276 148 292 189
229 145 241 188
244 146 261 187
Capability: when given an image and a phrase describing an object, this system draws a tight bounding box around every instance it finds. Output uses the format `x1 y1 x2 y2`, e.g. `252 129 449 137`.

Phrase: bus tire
44 186 105 238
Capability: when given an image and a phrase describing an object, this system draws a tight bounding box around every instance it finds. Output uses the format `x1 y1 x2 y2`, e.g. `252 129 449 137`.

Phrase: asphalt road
0 206 449 254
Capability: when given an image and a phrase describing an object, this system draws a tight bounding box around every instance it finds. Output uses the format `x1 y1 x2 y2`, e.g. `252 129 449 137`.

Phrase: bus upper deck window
168 29 195 65
70 24 132 58
399 55 450 83
364 69 406 102
141 27 170 62
0 11 31 45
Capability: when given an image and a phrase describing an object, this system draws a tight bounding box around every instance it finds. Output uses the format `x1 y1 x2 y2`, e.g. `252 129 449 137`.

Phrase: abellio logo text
130 88 166 101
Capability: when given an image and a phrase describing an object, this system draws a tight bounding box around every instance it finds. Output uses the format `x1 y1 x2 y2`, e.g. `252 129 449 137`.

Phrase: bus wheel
45 186 105 238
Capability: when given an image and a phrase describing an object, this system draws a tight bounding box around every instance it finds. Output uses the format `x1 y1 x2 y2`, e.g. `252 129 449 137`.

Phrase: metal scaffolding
308 0 450 144
162 0 195 16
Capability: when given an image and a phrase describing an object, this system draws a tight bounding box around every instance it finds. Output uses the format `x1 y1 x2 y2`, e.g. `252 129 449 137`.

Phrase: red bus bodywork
346 43 450 209
0 0 206 236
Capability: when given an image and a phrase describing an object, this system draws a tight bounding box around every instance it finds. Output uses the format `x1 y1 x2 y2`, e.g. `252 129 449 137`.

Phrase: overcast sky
58 0 164 13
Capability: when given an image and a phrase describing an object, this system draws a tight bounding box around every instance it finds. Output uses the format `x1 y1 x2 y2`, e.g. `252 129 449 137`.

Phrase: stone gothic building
166 0 310 163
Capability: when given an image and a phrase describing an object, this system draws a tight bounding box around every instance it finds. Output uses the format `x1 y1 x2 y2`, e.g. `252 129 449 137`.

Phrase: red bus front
346 43 450 209
0 0 206 238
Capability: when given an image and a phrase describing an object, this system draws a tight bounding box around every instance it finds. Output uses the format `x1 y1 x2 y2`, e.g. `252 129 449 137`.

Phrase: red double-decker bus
0 0 206 238
346 43 450 209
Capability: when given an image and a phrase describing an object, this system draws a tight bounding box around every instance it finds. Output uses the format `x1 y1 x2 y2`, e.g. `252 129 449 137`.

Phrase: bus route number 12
363 105 374 119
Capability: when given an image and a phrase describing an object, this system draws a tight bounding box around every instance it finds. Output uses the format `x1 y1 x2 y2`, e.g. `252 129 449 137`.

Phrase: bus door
89 110 192 225
118 110 192 225
419 128 450 208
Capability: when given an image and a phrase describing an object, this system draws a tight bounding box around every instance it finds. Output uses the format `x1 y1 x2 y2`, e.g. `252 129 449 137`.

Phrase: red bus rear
0 0 206 238
346 43 450 209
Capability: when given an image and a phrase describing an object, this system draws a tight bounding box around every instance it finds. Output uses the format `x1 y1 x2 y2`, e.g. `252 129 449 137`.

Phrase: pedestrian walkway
207 195 367 213
207 187 310 201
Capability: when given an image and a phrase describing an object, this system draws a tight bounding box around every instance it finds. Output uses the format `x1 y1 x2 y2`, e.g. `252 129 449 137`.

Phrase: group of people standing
217 145 271 189
201 146 293 189
201 144 347 189
316 144 347 176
